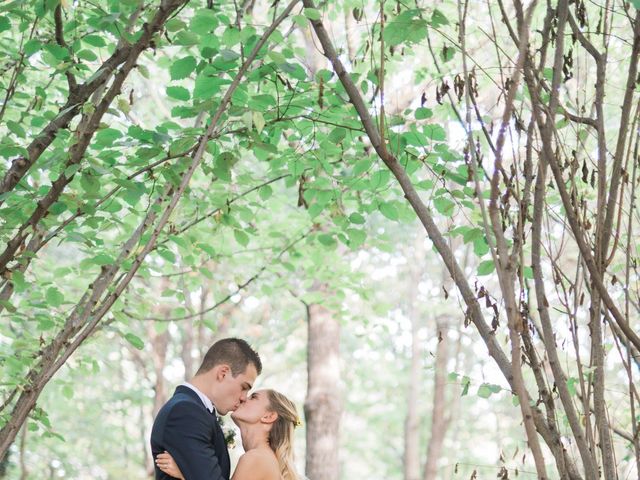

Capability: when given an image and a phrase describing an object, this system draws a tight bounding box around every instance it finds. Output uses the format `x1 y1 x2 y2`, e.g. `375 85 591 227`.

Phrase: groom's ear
216 364 231 381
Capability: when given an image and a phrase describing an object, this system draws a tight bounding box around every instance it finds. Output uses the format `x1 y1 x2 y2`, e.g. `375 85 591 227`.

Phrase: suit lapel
172 386 231 480
212 415 231 479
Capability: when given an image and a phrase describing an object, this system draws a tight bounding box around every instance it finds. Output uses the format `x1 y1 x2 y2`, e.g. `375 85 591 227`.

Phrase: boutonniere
217 416 237 449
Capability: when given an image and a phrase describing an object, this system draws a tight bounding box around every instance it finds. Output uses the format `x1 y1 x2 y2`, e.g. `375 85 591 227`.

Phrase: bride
156 389 301 480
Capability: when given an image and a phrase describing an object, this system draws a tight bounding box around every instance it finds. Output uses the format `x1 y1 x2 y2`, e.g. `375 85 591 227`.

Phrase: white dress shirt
181 382 215 414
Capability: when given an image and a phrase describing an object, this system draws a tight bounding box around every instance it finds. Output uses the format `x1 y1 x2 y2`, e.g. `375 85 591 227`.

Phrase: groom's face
214 363 258 415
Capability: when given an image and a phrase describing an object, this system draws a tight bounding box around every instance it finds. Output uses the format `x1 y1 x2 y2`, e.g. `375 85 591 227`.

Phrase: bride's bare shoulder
232 448 280 480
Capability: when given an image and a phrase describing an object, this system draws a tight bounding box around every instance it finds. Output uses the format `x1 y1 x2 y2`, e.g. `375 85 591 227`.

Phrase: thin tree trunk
403 234 425 480
0 450 7 478
150 326 170 420
403 322 422 480
180 274 195 380
18 424 27 480
304 298 342 480
422 318 450 480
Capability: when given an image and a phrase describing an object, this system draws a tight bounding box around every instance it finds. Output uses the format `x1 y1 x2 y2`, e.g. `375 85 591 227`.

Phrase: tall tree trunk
180 274 195 380
403 315 422 480
422 317 450 480
403 233 426 480
304 298 342 480
150 278 171 419
144 278 171 474
18 424 27 480
0 450 7 478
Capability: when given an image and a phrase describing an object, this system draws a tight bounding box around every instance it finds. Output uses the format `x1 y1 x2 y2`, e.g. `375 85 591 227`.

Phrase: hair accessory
294 418 302 428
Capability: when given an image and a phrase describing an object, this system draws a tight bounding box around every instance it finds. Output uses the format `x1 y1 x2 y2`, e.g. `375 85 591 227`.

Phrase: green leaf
352 158 373 176
6 120 26 138
379 202 399 221
292 14 307 28
433 197 455 216
62 384 74 400
46 287 64 307
477 383 493 399
346 228 366 248
308 203 324 218
166 18 186 32
94 128 122 147
253 111 265 133
44 44 69 61
222 27 240 47
523 266 534 279
473 236 489 256
477 260 495 276
633 0 640 9
24 39 42 56
124 333 144 350
11 271 26 292
170 56 197 80
461 375 470 396
220 49 240 62
91 254 115 266
267 50 287 64
0 16 11 33
80 173 100 195
38 318 56 331
49 201 67 215
250 94 276 112
194 74 221 99
462 227 483 243
190 8 218 35
567 377 577 396
440 44 455 63
349 212 366 224
383 9 428 47
166 86 190 101
83 34 106 47
77 49 98 62
258 185 273 201
415 179 434 190
415 107 433 120
423 124 446 141
234 230 250 247
369 170 390 190
158 248 176 263
318 233 337 248
303 8 321 20
328 127 347 144
431 8 449 27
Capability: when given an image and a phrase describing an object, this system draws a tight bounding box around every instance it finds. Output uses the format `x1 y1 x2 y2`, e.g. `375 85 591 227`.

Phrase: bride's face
231 390 271 425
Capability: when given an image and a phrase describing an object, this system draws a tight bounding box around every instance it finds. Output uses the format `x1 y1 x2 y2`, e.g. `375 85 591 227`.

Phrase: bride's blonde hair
265 390 301 480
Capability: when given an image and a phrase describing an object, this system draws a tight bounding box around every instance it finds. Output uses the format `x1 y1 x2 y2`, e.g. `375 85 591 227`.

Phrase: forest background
0 0 639 478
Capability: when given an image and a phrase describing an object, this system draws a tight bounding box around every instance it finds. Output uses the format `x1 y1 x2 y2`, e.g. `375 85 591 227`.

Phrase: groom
151 338 261 480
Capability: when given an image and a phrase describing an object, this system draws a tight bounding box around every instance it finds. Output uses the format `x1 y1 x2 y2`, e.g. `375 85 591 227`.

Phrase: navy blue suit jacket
151 386 230 480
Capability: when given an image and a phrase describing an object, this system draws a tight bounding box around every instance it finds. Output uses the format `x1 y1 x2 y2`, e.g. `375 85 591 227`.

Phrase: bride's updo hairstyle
265 390 301 480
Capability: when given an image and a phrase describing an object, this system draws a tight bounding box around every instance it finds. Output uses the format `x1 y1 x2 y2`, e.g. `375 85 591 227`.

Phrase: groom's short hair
196 338 262 376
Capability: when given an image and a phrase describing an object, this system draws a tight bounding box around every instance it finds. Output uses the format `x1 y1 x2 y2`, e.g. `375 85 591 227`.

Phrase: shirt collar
181 382 215 414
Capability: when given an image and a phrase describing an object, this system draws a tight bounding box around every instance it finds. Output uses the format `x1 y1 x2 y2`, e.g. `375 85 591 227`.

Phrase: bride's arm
156 451 185 479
